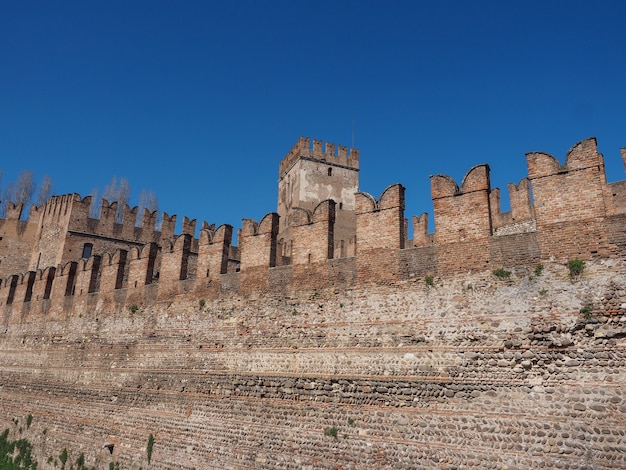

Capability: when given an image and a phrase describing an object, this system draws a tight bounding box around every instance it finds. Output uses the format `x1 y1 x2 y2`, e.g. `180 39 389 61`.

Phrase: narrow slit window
82 243 93 258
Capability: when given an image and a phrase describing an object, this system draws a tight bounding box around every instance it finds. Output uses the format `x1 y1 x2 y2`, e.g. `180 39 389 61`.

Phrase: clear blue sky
1 1 625 236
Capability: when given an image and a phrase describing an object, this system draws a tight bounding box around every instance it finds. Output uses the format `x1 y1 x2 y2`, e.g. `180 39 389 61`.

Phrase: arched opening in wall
43 268 55 300
6 275 18 305
113 251 128 290
339 202 343 210
328 167 333 176
82 243 93 258
88 255 102 293
279 238 285 257
64 263 77 297
24 272 35 302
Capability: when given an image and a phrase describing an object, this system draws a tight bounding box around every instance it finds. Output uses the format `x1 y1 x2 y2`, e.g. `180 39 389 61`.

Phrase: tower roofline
279 137 359 178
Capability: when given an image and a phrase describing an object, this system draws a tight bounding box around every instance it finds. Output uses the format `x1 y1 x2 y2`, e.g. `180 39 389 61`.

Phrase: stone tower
277 137 360 262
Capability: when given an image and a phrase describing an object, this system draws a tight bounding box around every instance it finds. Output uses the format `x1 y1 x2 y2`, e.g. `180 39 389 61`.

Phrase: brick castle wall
0 137 625 468
1 262 625 468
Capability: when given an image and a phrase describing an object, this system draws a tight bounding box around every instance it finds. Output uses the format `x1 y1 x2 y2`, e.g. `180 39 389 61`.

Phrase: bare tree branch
137 189 159 227
0 182 16 218
14 170 35 206
102 176 118 204
116 177 131 223
35 175 54 207
88 188 100 218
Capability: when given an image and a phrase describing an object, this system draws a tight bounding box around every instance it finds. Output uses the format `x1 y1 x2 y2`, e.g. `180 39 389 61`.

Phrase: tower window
82 243 93 258
327 167 332 176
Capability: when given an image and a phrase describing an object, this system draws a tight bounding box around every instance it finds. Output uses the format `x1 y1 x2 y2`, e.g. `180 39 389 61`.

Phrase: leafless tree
102 176 132 223
102 176 118 204
137 189 159 227
88 188 100 218
35 175 54 207
139 189 158 212
13 170 36 206
0 170 51 218
116 178 131 223
0 183 14 218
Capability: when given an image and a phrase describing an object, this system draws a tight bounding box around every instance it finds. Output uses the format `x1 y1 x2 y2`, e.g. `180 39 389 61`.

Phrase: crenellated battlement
4 202 25 220
3 135 626 470
2 136 626 317
526 137 604 179
279 136 360 178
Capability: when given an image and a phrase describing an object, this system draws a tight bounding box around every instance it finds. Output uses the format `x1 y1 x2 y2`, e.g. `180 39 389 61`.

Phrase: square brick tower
277 137 360 262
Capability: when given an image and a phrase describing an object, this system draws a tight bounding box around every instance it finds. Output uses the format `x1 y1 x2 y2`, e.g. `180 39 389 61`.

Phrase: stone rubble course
0 262 625 469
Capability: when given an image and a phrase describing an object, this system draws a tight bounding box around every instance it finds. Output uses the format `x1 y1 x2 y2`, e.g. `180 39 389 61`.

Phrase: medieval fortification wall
0 137 625 469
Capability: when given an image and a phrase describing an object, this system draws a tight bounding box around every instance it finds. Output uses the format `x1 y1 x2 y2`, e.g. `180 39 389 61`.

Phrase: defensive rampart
0 137 625 469
2 137 626 313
